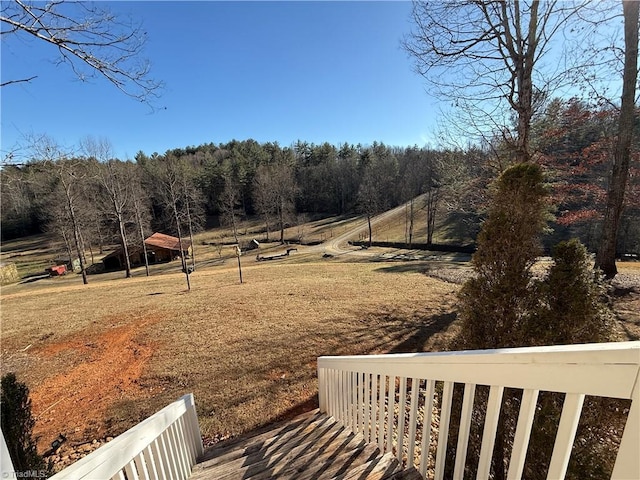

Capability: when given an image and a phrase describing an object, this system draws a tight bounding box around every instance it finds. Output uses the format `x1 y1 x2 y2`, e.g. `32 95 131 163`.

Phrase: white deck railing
318 341 640 480
49 393 203 480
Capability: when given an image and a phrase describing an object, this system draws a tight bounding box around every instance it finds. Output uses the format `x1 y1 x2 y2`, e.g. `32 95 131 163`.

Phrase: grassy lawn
1 257 460 452
1 220 638 459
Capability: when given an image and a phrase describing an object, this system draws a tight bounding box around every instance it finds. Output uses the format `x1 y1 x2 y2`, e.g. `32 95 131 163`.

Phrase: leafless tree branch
1 0 162 104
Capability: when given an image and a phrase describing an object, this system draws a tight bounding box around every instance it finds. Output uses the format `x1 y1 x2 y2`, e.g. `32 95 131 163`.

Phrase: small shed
102 246 144 271
101 233 191 271
144 232 192 262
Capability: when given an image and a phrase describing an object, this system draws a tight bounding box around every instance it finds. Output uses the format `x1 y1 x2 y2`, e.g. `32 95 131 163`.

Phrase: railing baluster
334 370 340 423
113 470 127 480
420 379 436 478
150 437 168 480
143 444 160 480
167 424 184 479
378 375 387 452
371 373 379 445
434 381 454 480
333 370 340 419
387 375 396 454
133 452 150 480
160 428 179 480
338 369 343 421
397 376 407 464
453 383 476 478
328 369 334 418
336 370 348 425
477 385 504 479
176 417 191 478
344 369 350 426
355 372 360 434
180 414 195 466
407 377 420 469
365 372 372 442
351 370 358 433
173 419 186 478
124 459 139 480
508 388 540 480
360 372 366 435
546 393 585 480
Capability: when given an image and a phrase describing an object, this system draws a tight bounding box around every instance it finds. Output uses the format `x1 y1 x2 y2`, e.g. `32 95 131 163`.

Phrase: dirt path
29 316 159 452
312 203 410 256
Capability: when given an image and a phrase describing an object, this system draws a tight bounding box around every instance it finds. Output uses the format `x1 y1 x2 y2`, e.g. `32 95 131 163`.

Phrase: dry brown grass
1 258 460 452
2 218 638 457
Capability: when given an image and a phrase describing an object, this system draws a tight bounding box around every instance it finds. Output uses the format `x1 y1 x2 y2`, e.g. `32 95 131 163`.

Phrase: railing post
317 366 324 412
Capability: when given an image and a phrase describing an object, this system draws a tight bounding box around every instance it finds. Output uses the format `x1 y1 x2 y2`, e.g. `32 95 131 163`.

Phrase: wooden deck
190 410 421 480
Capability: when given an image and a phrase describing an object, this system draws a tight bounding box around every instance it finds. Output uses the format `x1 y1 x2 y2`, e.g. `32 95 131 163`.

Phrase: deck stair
191 410 421 480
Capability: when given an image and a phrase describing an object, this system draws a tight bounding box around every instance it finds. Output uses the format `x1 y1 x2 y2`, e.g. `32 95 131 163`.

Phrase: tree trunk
408 199 414 248
132 194 150 276
279 201 285 244
61 228 73 265
595 0 639 278
367 214 373 247
69 203 88 284
172 202 190 291
185 195 196 271
117 214 132 278
60 180 88 285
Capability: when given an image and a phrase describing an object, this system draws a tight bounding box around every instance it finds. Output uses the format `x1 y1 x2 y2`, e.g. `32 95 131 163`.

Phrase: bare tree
147 154 194 290
82 137 135 278
128 163 152 276
1 0 161 103
404 1 583 163
595 0 639 278
272 161 297 244
29 135 90 284
253 165 277 242
180 156 204 271
219 174 242 244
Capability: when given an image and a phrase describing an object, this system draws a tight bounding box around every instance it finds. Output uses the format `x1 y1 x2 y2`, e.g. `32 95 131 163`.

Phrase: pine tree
456 163 549 350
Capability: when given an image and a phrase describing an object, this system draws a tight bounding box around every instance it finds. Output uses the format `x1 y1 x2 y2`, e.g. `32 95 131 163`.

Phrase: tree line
2 97 638 266
0 137 482 255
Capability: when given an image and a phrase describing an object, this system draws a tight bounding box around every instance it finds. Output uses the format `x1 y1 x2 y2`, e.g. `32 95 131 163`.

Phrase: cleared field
1 259 460 453
1 214 638 461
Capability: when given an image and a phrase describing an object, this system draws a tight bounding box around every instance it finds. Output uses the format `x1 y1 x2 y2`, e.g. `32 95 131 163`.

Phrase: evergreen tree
1 373 50 473
456 163 549 350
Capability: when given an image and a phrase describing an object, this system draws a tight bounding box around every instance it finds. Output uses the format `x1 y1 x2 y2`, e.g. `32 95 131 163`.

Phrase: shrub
528 238 616 346
1 373 50 474
452 165 618 479
456 163 550 350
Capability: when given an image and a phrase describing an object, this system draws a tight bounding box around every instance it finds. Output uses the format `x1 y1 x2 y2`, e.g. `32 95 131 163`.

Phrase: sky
1 1 441 161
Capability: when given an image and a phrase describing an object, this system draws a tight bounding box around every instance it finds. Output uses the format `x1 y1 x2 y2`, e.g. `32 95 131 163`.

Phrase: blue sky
1 1 440 161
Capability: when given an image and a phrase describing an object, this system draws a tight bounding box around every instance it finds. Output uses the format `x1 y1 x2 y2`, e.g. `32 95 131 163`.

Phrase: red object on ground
46 265 67 276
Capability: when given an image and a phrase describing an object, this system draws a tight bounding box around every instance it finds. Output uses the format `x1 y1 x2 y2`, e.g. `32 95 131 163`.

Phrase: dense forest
1 99 639 263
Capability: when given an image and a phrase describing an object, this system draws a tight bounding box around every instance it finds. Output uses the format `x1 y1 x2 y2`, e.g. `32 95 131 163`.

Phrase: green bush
452 164 619 479
456 163 550 350
528 238 616 346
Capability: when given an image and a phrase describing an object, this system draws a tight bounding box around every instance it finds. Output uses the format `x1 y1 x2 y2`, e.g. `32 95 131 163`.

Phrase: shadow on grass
20 273 51 284
373 263 430 274
193 308 459 459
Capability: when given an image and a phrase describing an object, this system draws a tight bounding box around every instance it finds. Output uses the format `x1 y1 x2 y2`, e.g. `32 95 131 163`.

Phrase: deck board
190 411 421 479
